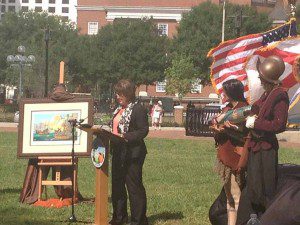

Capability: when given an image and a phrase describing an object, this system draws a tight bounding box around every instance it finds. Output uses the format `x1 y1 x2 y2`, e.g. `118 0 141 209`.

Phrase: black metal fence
185 107 221 137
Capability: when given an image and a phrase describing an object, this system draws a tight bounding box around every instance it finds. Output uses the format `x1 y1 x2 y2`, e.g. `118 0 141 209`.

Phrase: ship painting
31 110 81 145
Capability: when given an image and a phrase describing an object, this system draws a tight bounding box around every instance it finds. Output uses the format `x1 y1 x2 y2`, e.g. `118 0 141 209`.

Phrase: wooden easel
37 61 78 201
37 156 78 201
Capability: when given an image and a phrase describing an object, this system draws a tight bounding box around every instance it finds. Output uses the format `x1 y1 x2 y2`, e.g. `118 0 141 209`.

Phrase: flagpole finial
288 0 297 18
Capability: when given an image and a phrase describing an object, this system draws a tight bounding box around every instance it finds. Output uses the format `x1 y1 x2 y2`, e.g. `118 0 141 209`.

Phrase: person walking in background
211 79 249 225
152 100 163 130
110 79 149 225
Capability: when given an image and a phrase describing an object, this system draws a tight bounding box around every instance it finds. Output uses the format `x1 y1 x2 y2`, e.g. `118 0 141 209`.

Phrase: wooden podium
79 125 125 225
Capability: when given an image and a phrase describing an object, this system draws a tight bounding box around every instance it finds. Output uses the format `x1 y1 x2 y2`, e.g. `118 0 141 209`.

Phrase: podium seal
91 146 106 168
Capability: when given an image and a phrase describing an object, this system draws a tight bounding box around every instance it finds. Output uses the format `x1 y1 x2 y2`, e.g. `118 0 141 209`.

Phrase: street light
6 46 35 99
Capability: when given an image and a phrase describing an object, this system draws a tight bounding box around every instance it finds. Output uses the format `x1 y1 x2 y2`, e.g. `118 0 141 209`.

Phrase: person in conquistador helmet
237 55 289 225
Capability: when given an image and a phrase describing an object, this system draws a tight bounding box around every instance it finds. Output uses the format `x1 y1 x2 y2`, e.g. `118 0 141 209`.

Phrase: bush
0 104 18 113
0 112 14 122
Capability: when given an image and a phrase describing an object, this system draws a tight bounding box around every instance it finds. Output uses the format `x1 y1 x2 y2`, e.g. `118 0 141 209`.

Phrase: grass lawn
0 132 299 225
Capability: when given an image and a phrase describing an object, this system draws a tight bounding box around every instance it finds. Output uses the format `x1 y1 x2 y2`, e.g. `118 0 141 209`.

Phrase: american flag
207 19 297 102
246 36 300 103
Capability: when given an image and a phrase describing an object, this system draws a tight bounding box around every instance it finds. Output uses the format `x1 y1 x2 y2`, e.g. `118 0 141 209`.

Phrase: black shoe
109 217 128 225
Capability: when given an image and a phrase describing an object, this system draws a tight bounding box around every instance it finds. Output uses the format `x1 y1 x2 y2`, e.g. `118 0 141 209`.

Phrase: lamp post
6 46 35 100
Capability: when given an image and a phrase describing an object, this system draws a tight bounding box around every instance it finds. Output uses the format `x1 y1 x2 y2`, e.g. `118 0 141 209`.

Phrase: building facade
0 0 77 23
77 0 281 36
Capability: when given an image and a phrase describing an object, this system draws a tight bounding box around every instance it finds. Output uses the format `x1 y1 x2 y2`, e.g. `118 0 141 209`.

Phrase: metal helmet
256 55 285 84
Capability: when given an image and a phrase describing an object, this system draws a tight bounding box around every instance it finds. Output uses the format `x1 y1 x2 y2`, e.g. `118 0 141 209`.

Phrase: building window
21 6 29 11
2 0 6 3
1 5 5 12
191 79 202 93
62 7 69 13
88 22 99 35
48 7 55 13
22 0 28 3
8 0 15 3
156 81 166 93
35 7 42 12
8 6 15 11
62 0 69 4
49 0 55 3
157 24 168 36
35 0 42 3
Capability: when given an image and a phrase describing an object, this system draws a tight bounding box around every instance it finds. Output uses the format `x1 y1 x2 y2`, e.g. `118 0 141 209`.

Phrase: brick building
77 0 283 36
77 0 287 106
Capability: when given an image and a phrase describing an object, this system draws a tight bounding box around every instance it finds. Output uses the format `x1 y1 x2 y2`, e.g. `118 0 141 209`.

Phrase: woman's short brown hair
114 79 136 102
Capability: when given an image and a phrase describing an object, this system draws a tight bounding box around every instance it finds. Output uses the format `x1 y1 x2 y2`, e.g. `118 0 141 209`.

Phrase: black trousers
237 148 278 225
111 148 148 225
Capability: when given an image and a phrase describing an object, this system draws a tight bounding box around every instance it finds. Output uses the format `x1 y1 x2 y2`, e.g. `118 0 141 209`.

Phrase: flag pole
222 0 226 42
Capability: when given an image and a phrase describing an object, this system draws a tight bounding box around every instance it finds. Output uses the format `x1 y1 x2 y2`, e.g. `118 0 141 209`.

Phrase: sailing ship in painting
32 111 80 142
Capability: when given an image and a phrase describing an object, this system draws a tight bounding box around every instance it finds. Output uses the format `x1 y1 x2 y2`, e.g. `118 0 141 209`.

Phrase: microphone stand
69 119 77 223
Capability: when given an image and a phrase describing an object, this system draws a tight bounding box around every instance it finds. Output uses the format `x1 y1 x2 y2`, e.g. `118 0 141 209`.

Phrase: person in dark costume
109 79 149 225
237 55 289 224
211 79 249 225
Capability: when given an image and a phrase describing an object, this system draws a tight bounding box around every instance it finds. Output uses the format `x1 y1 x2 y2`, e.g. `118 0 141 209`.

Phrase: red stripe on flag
212 57 248 74
214 69 246 83
208 34 260 56
214 42 262 61
257 48 299 62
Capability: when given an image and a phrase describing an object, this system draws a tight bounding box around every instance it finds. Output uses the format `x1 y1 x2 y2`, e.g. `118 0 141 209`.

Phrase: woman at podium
109 79 149 225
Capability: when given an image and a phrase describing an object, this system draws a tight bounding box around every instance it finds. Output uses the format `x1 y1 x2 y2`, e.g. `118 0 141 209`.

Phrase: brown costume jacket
249 87 289 152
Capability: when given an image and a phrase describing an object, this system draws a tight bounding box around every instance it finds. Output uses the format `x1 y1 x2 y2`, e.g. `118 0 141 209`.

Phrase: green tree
0 11 80 97
165 55 198 101
172 1 271 83
89 18 169 90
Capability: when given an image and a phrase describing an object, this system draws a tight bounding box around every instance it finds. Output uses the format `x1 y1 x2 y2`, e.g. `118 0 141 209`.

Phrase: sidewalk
1 122 299 148
0 122 18 132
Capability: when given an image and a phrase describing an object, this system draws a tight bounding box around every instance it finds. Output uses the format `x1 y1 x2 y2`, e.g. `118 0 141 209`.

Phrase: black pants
237 148 278 225
111 148 148 225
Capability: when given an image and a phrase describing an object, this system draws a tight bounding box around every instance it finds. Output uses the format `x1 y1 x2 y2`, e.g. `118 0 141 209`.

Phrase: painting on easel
17 98 93 158
31 110 81 145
